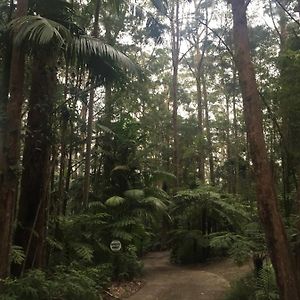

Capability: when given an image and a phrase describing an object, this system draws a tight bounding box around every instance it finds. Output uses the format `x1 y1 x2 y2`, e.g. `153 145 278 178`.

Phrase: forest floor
111 251 251 300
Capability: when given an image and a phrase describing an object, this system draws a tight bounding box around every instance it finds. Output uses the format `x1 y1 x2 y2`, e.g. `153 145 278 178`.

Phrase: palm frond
150 170 177 185
96 124 115 135
105 196 126 207
69 35 135 71
110 218 138 228
9 16 136 75
124 189 145 200
10 15 71 48
142 196 167 210
111 165 130 173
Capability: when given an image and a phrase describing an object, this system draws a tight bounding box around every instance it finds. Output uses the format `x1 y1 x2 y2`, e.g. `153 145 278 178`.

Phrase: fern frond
71 243 94 262
10 245 25 265
105 196 126 207
124 189 144 200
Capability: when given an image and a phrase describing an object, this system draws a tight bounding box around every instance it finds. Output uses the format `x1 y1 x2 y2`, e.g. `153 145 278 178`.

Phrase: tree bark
13 51 57 275
231 1 300 299
82 0 100 206
0 0 28 278
102 83 114 187
202 73 215 185
170 0 180 185
232 69 239 194
196 65 205 182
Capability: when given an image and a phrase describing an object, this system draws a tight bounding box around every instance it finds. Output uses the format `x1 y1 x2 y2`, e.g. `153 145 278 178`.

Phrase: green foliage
209 221 266 265
225 265 279 300
224 274 256 300
10 246 25 265
255 265 279 300
48 179 169 280
0 264 111 300
105 196 126 206
170 185 249 264
111 245 143 280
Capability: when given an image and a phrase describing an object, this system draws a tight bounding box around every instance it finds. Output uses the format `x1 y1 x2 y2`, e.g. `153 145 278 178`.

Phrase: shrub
170 185 248 264
224 265 279 300
0 264 112 300
111 245 143 280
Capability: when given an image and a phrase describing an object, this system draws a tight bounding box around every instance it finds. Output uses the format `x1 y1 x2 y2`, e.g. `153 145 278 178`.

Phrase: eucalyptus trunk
231 1 300 299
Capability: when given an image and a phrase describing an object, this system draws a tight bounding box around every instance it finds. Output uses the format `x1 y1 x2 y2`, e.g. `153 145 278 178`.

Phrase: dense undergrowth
0 184 284 300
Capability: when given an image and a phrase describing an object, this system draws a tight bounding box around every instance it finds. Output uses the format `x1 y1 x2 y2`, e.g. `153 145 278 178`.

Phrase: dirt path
127 252 250 300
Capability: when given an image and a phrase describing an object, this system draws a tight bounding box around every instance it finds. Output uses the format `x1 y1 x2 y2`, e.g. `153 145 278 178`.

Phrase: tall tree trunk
13 51 57 275
0 0 14 170
231 1 300 299
196 68 205 181
83 88 95 207
0 0 28 278
225 93 233 192
82 0 100 206
58 66 70 215
232 69 239 194
170 0 180 185
202 73 215 185
102 83 114 188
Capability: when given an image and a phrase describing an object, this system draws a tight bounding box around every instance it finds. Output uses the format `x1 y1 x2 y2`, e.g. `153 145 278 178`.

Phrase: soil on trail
127 251 250 300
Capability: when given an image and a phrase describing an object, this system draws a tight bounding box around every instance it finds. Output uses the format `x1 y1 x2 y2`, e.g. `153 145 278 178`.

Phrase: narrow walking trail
127 252 250 300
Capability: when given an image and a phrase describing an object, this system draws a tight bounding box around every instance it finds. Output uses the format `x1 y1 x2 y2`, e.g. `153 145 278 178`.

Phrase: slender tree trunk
13 51 57 275
232 69 239 194
0 0 28 278
82 0 100 206
231 1 300 299
83 88 95 207
196 73 205 181
202 73 215 185
102 83 114 187
170 0 180 185
225 93 233 192
58 67 70 214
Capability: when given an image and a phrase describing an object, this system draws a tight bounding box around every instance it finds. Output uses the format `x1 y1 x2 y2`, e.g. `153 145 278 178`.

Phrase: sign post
110 240 122 252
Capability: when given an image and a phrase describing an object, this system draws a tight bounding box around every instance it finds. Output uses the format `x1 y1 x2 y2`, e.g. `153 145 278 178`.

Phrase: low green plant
224 265 279 300
0 264 112 300
111 245 143 280
224 274 256 300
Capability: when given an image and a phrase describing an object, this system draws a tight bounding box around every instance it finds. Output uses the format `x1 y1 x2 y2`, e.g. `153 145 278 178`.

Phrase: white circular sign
110 240 122 252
